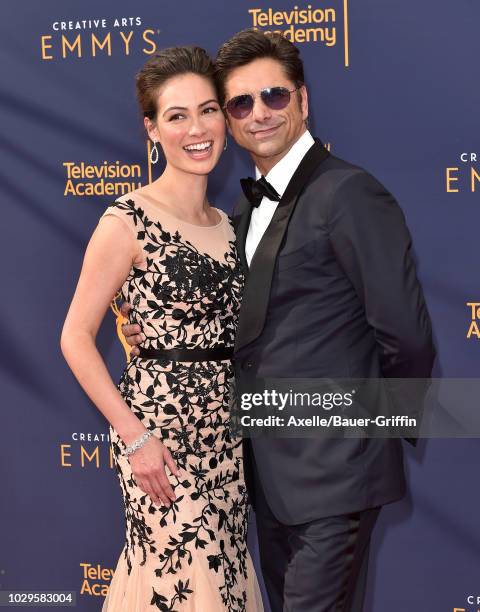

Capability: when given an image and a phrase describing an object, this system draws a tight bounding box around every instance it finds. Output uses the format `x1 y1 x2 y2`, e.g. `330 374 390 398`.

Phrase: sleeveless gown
98 192 263 612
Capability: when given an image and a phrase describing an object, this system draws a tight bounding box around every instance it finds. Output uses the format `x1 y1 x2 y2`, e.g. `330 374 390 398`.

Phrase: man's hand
120 301 143 357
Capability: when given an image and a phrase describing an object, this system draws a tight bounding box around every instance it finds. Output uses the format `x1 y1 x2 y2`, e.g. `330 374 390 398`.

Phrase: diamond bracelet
123 431 153 457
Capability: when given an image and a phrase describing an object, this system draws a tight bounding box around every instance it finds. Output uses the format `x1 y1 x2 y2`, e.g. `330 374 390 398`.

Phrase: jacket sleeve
328 170 436 444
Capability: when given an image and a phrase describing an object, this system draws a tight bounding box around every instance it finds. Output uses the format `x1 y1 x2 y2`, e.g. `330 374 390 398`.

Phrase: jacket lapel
235 138 330 352
232 196 252 274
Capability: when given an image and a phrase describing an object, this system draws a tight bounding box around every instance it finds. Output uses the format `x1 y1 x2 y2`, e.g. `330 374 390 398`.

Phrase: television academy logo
467 302 480 340
63 160 143 197
80 563 113 597
248 1 351 67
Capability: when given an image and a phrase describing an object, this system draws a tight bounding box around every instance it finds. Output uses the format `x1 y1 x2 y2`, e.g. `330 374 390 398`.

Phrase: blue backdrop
1 1 479 610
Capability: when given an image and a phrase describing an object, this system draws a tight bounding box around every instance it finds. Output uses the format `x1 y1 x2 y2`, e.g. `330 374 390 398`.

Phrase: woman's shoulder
97 191 150 241
212 206 234 228
103 190 144 213
101 189 150 222
214 206 229 219
97 192 146 264
215 207 234 227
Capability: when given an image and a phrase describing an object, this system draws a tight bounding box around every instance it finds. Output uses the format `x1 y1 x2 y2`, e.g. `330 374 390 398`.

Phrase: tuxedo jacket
231 138 436 525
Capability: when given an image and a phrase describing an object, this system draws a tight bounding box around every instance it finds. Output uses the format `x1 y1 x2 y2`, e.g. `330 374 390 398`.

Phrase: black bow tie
240 175 281 208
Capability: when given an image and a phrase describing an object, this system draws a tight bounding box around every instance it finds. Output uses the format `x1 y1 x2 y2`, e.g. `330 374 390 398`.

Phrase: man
122 29 435 612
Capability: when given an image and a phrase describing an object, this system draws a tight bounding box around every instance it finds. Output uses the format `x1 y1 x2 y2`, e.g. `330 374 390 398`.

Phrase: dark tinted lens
261 87 291 110
226 94 254 119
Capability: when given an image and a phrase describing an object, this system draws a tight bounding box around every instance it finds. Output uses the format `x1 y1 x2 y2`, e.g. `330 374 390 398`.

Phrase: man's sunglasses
224 86 301 119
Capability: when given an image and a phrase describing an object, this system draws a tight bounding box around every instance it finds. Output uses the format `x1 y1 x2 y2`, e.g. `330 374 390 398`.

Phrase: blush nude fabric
98 192 263 612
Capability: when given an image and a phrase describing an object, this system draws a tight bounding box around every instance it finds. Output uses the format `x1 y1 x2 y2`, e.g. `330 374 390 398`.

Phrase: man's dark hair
214 29 305 107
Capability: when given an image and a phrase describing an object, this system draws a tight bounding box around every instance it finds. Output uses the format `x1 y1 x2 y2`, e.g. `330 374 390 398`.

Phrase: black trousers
253 464 381 612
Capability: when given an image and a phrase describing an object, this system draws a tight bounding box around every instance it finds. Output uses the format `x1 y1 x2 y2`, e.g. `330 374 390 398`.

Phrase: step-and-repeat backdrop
1 1 479 610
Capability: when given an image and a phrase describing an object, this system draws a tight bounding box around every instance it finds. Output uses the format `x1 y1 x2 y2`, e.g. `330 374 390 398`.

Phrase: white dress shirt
245 130 315 266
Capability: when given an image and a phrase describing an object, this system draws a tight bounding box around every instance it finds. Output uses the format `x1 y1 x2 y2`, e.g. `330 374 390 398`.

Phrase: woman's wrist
123 430 153 457
116 418 148 448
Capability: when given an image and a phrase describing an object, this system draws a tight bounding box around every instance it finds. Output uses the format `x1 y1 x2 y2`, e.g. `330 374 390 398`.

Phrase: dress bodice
99 193 244 351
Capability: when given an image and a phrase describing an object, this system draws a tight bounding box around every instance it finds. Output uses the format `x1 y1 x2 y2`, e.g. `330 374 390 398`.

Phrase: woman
61 46 263 611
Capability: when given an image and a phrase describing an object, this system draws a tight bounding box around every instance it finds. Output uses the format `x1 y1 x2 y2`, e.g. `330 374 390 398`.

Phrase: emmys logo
446 153 480 193
63 160 143 197
248 2 350 67
453 594 480 611
40 16 159 61
467 302 480 340
80 563 114 597
60 432 114 469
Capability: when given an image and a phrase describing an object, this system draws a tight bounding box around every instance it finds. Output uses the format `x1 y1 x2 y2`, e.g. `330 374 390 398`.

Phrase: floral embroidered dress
98 192 263 612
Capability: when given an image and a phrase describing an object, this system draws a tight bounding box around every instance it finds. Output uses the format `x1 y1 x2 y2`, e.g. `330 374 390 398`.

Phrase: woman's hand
128 435 179 507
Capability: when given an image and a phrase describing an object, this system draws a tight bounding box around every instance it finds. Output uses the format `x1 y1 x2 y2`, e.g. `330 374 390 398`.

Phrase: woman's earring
150 141 159 164
224 137 228 151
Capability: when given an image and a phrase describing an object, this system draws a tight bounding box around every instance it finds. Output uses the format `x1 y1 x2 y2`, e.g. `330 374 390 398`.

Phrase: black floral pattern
104 198 253 611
